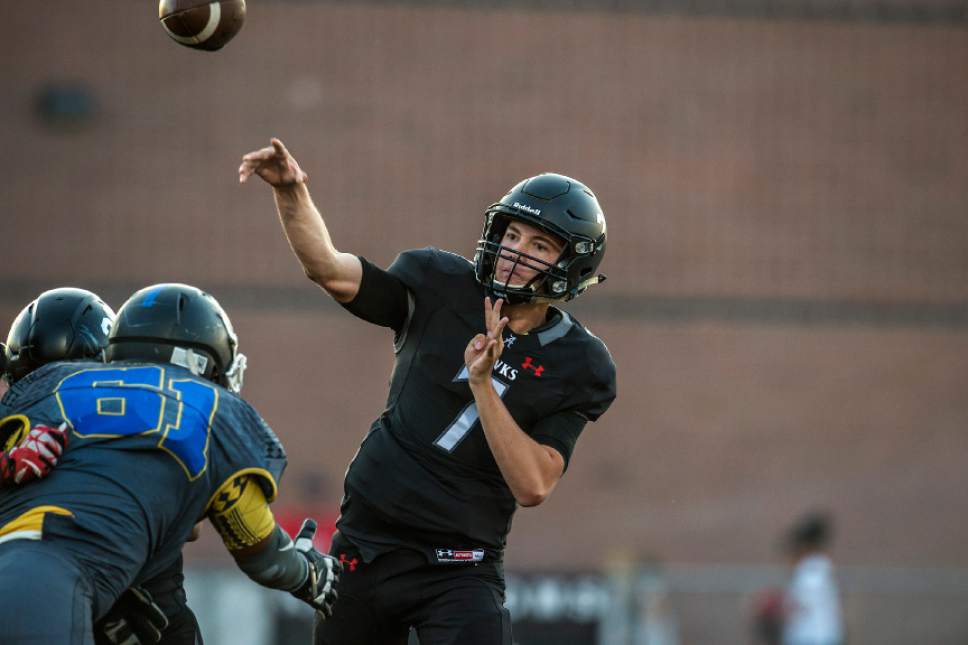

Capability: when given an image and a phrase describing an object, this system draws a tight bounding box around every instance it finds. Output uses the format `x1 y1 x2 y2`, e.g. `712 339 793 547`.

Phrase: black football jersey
337 248 616 562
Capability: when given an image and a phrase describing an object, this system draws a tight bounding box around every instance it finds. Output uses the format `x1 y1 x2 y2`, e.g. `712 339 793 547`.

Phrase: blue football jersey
0 360 286 619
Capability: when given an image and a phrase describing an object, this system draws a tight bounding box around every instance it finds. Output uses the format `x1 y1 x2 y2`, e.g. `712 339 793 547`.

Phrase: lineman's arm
207 475 340 614
239 138 362 302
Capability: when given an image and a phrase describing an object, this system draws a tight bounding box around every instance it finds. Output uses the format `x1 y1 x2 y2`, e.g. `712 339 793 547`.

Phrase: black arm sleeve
233 524 309 592
529 409 589 473
339 256 411 333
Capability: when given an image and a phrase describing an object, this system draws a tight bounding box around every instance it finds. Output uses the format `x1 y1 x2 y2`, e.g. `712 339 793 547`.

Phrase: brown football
158 0 246 52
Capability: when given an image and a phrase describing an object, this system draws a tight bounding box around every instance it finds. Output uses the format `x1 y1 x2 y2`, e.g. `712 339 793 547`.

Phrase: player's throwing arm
239 138 362 302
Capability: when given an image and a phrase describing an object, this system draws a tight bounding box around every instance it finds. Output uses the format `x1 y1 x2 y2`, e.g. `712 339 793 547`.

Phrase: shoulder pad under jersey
214 394 288 502
387 247 474 291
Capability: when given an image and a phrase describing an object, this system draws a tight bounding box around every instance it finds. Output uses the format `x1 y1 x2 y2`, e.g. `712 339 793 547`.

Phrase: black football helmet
475 173 607 304
3 287 116 384
105 283 247 393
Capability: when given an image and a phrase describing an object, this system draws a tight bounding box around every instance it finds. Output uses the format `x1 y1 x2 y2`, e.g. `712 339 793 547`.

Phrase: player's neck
504 301 552 335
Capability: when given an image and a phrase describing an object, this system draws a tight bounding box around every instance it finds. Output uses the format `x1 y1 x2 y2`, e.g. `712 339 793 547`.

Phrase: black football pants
314 533 512 645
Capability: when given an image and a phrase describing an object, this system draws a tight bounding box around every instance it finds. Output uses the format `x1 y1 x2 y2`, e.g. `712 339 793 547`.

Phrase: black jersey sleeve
339 256 411 332
530 409 588 472
576 338 617 422
532 336 616 470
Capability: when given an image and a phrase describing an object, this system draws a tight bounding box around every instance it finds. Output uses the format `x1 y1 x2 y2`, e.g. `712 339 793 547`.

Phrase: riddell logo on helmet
513 202 542 216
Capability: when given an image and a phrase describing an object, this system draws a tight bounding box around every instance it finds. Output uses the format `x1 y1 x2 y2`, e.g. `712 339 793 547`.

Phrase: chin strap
170 347 210 377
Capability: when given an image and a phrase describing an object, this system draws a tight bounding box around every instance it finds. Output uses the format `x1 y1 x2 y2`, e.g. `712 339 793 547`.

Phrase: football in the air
158 1 246 51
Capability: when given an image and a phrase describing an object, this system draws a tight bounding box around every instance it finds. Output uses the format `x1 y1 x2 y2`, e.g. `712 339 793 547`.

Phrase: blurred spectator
751 586 785 645
602 552 680 645
781 512 844 645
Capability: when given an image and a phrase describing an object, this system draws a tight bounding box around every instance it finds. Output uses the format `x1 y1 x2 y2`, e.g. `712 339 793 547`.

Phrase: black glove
95 586 169 645
291 518 341 618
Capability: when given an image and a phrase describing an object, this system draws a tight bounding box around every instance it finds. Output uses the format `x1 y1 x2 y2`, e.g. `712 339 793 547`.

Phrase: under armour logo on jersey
436 548 485 563
339 553 359 572
503 335 517 348
521 356 545 377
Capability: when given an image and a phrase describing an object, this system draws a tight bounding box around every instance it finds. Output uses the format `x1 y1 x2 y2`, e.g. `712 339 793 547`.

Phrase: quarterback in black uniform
241 139 617 645
0 284 340 644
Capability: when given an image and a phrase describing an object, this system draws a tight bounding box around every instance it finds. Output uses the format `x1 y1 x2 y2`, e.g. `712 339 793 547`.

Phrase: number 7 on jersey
434 366 509 452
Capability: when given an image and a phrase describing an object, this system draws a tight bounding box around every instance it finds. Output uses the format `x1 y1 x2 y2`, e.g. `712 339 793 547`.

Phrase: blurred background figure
751 586 785 645
782 512 844 645
601 553 680 645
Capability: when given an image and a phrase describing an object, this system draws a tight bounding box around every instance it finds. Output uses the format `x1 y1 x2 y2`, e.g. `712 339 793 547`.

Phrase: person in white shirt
782 512 845 645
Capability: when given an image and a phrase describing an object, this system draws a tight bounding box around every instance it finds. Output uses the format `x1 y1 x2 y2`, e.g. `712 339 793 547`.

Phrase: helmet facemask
475 173 608 304
474 215 567 305
222 352 247 394
475 209 603 304
209 306 247 394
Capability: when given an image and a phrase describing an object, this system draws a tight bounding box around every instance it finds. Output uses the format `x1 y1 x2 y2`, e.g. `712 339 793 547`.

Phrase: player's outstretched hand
94 586 169 645
238 138 309 187
465 297 509 387
291 518 341 618
0 422 70 486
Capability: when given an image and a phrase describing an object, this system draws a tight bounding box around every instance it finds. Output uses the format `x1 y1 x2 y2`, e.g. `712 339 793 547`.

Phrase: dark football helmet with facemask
105 283 247 393
3 287 116 385
474 172 607 305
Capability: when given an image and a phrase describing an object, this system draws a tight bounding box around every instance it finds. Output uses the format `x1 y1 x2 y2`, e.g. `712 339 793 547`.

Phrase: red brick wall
3 3 967 301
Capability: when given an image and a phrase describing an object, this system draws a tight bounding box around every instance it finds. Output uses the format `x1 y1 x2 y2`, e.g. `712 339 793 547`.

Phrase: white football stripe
162 2 222 45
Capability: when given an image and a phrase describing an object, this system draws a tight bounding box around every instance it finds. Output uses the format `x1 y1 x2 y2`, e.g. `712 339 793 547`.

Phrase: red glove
0 423 70 486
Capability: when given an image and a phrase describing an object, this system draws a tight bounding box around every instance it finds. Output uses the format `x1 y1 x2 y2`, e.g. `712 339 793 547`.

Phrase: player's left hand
0 422 70 486
291 518 341 618
94 586 169 645
465 297 509 387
